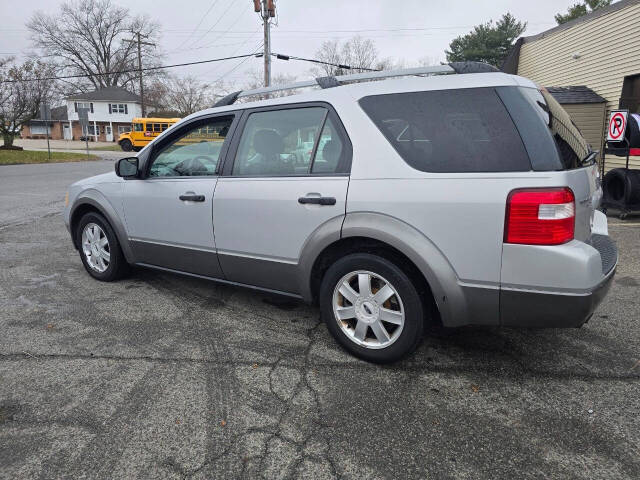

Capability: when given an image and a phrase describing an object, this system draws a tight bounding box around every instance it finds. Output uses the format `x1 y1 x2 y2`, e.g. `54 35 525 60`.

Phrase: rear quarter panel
336 91 600 325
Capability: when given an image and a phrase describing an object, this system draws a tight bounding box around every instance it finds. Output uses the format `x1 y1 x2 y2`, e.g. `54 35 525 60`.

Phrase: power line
195 30 262 78
0 52 263 83
188 0 239 49
272 53 379 72
159 22 556 34
165 39 261 55
193 6 251 51
173 0 222 51
212 42 264 84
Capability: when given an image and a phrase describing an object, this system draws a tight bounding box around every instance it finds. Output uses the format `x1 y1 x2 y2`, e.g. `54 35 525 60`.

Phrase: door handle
298 196 336 206
179 194 205 202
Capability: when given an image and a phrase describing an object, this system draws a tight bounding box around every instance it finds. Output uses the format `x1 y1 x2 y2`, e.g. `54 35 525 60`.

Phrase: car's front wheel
319 253 425 363
76 212 129 281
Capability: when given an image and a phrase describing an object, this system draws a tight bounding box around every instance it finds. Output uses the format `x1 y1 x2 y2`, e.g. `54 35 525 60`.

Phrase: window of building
118 125 130 134
620 74 640 113
109 103 128 114
74 102 94 113
82 125 99 136
30 124 49 135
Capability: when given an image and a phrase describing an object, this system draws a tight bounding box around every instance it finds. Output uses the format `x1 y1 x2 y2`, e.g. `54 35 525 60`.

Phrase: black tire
120 139 133 152
319 253 425 363
133 146 142 152
76 212 129 282
602 168 640 204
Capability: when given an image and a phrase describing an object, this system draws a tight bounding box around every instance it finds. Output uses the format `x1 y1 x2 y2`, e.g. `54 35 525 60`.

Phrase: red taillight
504 188 575 245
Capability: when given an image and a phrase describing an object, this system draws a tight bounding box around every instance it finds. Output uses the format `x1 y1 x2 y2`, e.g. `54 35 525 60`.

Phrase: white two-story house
65 87 143 142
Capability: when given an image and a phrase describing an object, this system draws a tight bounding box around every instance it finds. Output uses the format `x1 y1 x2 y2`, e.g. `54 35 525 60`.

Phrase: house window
620 74 640 113
75 101 94 113
118 125 130 134
82 125 99 136
30 124 49 135
109 103 128 114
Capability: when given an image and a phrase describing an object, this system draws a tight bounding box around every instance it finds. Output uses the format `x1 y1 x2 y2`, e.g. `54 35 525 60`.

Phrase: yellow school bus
118 117 181 152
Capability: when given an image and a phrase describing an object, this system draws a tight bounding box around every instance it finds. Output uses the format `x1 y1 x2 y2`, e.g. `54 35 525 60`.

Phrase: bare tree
0 57 55 148
27 0 162 93
145 75 223 117
313 36 386 76
144 77 171 114
239 70 298 100
164 76 218 117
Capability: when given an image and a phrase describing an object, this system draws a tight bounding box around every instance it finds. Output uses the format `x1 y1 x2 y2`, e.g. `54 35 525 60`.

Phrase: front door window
149 117 233 177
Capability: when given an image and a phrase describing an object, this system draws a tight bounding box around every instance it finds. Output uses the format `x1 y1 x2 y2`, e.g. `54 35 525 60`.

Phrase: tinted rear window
359 88 531 173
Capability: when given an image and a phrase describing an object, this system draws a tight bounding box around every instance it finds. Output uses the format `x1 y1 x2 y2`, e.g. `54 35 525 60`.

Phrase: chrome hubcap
81 223 110 273
332 270 405 349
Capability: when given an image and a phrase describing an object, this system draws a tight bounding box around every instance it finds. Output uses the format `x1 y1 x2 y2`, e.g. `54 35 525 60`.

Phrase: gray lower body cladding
500 268 615 327
500 234 617 328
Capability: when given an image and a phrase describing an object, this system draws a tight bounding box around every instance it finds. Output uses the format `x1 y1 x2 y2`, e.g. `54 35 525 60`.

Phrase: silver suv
64 63 617 363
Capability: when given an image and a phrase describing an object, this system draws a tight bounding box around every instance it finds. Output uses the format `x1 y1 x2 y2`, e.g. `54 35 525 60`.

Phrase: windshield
521 87 593 169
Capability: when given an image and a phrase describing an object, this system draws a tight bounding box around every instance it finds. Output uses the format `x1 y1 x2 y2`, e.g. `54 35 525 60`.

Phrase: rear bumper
500 233 618 328
500 266 615 327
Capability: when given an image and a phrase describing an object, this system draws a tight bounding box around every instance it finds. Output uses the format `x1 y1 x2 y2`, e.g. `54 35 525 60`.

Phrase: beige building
502 0 640 170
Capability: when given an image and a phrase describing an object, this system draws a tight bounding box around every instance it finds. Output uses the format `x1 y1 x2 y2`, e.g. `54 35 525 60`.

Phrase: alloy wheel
332 270 405 349
81 223 110 273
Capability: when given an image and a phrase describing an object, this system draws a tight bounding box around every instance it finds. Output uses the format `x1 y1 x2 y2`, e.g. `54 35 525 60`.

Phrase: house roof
50 105 68 121
66 86 141 102
29 105 68 124
546 86 606 104
502 0 640 73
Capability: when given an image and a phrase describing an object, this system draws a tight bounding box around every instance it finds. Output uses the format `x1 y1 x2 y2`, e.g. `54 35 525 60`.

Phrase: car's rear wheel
319 253 424 363
76 212 129 281
120 139 133 152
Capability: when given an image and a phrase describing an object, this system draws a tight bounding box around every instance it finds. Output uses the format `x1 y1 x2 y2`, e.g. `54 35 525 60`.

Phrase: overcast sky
1 0 581 86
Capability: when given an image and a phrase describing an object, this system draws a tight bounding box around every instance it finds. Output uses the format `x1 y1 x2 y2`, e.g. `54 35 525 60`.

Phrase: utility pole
254 0 275 87
123 33 155 116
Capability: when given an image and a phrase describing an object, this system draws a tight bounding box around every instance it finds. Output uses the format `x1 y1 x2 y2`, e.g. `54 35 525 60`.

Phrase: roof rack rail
212 61 496 107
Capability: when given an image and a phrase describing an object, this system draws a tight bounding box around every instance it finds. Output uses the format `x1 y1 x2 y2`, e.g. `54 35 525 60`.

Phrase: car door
213 104 352 294
121 114 237 277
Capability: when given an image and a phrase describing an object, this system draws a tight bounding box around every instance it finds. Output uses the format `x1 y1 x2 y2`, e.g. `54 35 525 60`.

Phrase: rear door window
359 88 531 173
232 107 327 176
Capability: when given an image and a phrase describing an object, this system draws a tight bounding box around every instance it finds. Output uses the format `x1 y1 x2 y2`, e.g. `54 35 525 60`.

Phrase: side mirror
115 157 139 178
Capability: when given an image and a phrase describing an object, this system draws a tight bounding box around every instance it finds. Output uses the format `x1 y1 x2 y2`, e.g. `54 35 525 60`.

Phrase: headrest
253 129 283 156
322 140 340 161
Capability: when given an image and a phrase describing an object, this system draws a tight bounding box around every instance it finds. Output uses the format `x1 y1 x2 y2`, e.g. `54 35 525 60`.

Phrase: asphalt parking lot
1 160 639 479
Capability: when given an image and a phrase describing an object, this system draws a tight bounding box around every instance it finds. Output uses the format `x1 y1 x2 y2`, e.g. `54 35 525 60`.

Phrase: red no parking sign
607 110 628 141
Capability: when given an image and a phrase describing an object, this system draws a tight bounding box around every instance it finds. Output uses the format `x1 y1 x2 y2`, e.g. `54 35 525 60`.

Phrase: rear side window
359 88 531 173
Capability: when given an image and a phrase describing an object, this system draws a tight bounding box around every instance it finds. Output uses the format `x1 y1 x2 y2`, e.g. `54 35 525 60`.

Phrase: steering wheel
174 156 212 176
